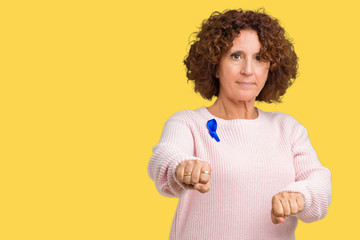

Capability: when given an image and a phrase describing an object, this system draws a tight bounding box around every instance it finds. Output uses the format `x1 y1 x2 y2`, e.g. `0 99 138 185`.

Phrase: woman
148 9 332 240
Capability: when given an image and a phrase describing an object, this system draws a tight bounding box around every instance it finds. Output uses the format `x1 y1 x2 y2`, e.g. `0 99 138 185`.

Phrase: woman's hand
175 160 211 193
271 192 305 224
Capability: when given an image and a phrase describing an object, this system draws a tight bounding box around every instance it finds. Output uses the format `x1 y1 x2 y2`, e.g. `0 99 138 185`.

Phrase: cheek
220 64 238 80
257 68 270 83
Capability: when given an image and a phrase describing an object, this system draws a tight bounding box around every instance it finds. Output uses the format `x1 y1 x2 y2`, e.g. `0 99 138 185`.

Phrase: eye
231 53 240 60
255 55 261 61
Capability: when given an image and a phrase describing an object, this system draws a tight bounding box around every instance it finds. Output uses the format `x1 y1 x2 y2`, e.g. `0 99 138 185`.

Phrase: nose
240 59 254 76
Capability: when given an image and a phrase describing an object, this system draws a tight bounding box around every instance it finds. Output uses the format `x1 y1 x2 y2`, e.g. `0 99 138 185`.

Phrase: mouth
236 82 255 87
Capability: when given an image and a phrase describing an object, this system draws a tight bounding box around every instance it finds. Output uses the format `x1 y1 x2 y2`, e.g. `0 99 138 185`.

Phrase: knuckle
281 192 291 197
280 192 288 198
179 161 186 167
176 164 182 171
186 161 194 167
272 195 279 203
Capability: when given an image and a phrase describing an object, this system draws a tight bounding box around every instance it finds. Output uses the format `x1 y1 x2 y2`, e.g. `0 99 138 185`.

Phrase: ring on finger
201 171 210 175
184 172 192 177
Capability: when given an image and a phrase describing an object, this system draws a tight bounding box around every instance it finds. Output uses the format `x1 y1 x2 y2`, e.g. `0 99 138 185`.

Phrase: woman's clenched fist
175 160 211 193
271 192 305 224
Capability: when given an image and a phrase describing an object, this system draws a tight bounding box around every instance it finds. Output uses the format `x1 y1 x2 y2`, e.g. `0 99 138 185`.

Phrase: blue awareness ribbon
207 119 220 142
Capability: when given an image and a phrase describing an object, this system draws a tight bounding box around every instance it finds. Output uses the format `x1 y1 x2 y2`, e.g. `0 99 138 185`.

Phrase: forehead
230 29 261 53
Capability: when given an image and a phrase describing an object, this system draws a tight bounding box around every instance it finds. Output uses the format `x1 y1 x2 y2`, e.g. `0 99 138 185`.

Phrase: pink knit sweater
148 106 332 240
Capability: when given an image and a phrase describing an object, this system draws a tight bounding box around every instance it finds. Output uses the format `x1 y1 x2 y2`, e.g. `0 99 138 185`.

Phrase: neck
208 97 258 120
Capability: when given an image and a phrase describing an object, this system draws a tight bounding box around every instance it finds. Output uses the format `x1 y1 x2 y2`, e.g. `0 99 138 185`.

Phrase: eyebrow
230 50 260 56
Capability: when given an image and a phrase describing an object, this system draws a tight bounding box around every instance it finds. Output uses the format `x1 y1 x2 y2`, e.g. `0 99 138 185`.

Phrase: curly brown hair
184 9 298 103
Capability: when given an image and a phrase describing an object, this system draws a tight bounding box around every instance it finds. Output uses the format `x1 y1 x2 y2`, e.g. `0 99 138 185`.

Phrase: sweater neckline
200 106 265 125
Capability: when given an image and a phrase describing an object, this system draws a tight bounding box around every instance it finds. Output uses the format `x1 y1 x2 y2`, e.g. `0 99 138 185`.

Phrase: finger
199 163 211 184
289 198 299 215
272 197 284 218
194 182 210 193
296 195 305 212
271 208 285 224
276 217 285 223
183 161 194 184
280 198 291 217
203 183 210 193
175 163 185 183
191 161 202 185
271 208 277 224
194 183 201 191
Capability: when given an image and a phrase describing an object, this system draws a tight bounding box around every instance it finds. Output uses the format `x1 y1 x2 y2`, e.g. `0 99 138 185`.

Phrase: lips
236 82 255 86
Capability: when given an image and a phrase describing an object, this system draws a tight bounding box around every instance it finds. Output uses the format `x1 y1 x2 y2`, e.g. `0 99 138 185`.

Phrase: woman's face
217 29 270 102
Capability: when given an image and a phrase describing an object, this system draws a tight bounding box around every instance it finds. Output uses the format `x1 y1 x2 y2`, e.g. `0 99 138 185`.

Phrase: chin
234 95 257 102
233 90 256 98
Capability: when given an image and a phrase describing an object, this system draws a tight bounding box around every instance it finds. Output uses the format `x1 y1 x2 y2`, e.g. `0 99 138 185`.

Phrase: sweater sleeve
274 121 332 223
147 114 205 198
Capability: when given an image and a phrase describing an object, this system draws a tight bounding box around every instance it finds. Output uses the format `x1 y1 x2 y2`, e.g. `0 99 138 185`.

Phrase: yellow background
0 0 358 239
